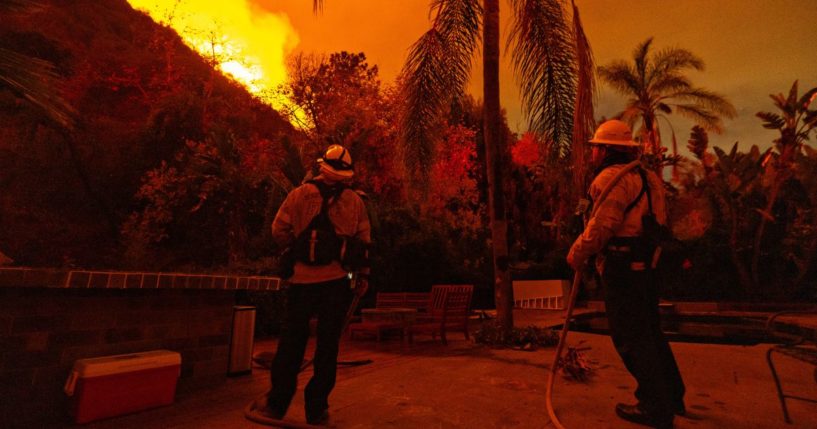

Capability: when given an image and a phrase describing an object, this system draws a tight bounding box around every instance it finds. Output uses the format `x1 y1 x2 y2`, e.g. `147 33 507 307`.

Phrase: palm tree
402 0 595 333
0 0 74 128
598 37 735 160
314 0 595 332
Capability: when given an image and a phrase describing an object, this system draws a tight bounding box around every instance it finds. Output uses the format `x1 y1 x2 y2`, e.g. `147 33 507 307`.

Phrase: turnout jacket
567 164 667 269
272 177 371 284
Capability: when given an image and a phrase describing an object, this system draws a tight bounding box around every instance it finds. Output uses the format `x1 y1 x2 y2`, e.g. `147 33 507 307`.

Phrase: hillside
0 0 294 268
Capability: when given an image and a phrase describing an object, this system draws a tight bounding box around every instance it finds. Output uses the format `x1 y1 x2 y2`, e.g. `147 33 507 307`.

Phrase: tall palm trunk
483 0 513 332
642 113 658 155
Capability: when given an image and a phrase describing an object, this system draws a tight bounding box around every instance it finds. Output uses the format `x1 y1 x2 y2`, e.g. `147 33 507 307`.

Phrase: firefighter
265 144 371 426
567 120 685 429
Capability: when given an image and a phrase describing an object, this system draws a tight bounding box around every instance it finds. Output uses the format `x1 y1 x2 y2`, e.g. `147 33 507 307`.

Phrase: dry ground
77 316 816 429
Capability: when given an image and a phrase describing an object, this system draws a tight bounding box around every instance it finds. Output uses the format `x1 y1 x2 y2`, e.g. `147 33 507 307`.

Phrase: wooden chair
417 284 473 323
407 289 472 345
765 309 817 424
348 292 408 341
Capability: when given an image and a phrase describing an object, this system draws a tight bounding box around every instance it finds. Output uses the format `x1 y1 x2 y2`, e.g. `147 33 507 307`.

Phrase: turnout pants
268 277 353 419
602 250 685 420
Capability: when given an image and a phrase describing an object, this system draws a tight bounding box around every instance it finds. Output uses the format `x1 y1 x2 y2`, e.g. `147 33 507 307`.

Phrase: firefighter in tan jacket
568 120 684 429
266 145 370 426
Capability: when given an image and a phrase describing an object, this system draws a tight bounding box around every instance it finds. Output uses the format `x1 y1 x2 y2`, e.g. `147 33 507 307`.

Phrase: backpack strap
305 180 347 228
292 181 347 266
624 167 653 216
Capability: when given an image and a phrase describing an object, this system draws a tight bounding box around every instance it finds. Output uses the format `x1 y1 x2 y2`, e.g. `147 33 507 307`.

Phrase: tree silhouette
752 80 817 285
599 37 735 160
314 0 595 331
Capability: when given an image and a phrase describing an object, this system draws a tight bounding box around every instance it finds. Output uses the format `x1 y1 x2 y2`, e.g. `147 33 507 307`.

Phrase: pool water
570 311 771 345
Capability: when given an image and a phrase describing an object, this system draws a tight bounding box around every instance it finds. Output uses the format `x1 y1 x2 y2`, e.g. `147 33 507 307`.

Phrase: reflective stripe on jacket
272 178 371 284
567 164 667 267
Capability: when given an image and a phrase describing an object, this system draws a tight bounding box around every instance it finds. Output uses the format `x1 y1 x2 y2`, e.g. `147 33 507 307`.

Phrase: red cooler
64 350 181 424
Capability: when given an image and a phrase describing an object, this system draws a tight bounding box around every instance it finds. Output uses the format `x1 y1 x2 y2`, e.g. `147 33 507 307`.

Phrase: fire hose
545 160 642 429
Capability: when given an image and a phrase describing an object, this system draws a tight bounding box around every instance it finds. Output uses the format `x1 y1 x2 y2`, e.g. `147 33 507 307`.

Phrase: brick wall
0 287 238 428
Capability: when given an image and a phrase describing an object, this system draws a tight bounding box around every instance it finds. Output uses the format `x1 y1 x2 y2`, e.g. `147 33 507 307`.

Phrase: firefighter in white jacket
266 145 370 426
568 120 685 429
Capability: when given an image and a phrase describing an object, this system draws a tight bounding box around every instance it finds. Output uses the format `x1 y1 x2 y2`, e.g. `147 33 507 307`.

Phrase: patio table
361 308 417 341
361 307 417 324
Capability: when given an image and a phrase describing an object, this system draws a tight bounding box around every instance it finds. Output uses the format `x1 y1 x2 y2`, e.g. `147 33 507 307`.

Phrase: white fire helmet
317 144 354 180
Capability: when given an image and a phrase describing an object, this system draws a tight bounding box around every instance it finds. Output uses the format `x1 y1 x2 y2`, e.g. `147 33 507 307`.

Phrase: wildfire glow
127 0 298 107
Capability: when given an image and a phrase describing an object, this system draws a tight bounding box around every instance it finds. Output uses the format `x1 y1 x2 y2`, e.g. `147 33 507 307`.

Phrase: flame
127 0 298 108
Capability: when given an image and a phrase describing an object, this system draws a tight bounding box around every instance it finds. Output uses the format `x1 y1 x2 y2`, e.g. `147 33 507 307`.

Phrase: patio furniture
349 292 425 340
765 309 817 424
417 284 474 323
357 308 417 340
407 289 473 345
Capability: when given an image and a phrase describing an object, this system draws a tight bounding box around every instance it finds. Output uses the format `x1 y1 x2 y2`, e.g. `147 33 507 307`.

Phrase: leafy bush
473 321 559 350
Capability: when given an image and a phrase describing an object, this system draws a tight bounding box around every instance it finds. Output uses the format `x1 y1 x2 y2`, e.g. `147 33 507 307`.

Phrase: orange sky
251 0 816 152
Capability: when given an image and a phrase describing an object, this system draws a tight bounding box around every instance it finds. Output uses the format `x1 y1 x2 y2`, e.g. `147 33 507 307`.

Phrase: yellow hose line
244 398 318 428
545 271 581 429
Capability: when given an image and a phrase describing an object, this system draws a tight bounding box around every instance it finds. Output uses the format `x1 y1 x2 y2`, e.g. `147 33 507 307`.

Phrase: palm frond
632 37 653 85
400 30 446 183
508 0 575 151
672 104 723 131
400 0 481 186
647 47 704 84
668 87 736 118
430 0 482 95
598 61 639 95
619 102 641 125
656 102 672 114
648 74 691 95
0 46 74 128
570 0 595 189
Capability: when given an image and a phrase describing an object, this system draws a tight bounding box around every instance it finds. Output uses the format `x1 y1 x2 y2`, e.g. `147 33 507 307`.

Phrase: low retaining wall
0 268 280 428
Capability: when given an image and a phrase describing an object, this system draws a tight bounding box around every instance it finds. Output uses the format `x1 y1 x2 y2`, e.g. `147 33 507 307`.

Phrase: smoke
127 0 299 100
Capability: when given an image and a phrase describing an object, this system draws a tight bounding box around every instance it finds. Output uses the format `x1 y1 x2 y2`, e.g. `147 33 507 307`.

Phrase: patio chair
348 292 407 341
417 284 474 323
407 289 472 345
765 308 817 424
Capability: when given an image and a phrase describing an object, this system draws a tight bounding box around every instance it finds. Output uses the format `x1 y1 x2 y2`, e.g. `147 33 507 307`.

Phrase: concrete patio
74 313 817 429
